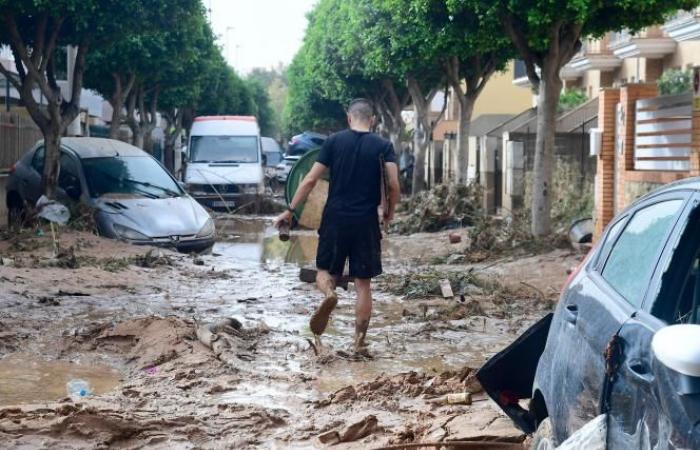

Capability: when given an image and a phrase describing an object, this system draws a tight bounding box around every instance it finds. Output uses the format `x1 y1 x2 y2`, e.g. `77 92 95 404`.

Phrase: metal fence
634 93 692 171
0 111 42 170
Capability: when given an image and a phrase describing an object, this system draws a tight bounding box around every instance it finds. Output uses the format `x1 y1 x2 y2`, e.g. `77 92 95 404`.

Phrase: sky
208 0 318 75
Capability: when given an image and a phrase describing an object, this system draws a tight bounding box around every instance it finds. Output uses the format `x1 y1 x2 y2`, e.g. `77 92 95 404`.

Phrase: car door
21 145 45 204
56 151 83 204
607 193 700 449
543 194 688 443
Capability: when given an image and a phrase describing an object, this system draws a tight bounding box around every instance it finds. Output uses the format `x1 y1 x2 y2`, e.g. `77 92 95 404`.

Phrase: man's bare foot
310 291 338 335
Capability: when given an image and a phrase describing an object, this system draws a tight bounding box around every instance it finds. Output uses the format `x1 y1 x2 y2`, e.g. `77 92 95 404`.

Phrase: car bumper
128 236 215 254
189 193 261 210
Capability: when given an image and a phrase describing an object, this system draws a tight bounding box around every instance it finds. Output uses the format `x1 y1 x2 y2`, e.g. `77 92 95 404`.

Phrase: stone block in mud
318 415 379 444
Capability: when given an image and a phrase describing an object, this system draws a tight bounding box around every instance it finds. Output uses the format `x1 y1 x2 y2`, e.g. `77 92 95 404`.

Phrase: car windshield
190 135 259 163
82 156 183 199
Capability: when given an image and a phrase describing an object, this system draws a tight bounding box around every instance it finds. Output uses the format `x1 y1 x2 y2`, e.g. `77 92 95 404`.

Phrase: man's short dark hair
347 98 374 122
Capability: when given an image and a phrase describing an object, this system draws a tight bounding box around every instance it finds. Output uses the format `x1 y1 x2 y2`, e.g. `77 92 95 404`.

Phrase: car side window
58 153 80 190
594 217 626 269
602 199 684 307
32 146 45 175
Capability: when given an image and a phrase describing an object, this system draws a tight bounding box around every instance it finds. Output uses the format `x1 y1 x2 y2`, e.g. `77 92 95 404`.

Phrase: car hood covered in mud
94 195 210 237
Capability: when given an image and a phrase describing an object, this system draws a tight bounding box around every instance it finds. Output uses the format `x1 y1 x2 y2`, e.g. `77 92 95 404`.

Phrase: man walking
274 98 400 353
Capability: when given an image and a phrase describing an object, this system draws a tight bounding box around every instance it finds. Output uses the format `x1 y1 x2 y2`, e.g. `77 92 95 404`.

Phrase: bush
658 69 692 96
558 88 587 112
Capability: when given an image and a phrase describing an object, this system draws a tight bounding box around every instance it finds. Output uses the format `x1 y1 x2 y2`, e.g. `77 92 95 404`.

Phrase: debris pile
392 184 482 234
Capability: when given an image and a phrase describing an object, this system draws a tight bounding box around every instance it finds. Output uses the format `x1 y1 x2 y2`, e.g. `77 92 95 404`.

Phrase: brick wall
595 83 694 241
594 88 619 241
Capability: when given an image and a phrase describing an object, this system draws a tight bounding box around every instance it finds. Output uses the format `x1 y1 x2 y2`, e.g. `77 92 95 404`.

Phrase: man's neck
349 124 371 133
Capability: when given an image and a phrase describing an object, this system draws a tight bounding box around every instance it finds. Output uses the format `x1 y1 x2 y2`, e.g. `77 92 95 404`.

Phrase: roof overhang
663 11 700 42
568 54 622 72
611 38 677 59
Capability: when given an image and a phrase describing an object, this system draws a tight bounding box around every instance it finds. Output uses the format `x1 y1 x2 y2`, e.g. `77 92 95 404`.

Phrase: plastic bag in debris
556 414 606 450
36 195 70 225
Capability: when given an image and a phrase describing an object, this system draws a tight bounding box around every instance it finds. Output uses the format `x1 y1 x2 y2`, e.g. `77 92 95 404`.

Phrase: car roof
58 138 148 159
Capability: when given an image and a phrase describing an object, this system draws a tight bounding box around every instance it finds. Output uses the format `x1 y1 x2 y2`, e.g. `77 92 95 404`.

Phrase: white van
184 116 265 209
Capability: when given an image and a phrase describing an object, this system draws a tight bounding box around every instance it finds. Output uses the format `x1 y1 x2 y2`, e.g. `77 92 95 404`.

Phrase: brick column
594 88 620 241
691 104 700 177
616 83 658 212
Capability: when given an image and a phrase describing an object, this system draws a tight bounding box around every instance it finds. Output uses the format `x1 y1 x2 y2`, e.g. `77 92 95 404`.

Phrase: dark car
6 138 215 253
478 178 700 449
287 131 326 156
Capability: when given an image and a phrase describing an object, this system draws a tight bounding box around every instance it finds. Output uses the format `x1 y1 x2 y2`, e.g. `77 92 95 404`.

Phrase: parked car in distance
287 131 326 156
261 137 284 170
184 115 265 210
270 155 300 192
6 138 215 253
478 178 700 449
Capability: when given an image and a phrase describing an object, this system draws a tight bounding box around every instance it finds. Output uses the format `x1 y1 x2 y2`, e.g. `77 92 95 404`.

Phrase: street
0 215 578 448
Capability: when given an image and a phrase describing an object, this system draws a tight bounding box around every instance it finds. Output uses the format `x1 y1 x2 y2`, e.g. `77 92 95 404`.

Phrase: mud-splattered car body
478 178 700 448
7 138 215 254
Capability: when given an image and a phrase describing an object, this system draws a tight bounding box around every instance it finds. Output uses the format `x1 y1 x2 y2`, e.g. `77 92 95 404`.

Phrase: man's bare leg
354 278 372 353
310 270 338 340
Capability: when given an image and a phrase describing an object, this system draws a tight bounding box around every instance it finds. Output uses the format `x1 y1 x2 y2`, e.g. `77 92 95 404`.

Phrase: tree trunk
454 96 475 185
531 64 563 237
412 115 428 195
132 129 145 149
42 124 61 199
109 98 121 139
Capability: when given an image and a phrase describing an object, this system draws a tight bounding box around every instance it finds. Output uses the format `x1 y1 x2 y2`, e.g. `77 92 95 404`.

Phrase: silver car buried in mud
6 138 215 253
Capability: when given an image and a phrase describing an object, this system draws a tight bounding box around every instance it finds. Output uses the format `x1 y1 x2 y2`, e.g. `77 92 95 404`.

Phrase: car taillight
9 163 16 174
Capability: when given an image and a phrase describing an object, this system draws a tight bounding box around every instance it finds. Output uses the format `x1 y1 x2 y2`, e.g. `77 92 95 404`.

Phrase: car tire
529 418 556 450
7 194 25 230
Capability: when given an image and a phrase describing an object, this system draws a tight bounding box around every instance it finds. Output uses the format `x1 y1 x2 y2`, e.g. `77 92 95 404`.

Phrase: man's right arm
273 162 327 227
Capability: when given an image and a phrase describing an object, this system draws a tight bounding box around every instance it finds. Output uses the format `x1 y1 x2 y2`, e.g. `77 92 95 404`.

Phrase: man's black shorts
316 213 382 279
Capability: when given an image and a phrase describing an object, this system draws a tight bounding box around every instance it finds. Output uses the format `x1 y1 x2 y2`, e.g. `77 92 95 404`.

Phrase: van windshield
190 136 259 163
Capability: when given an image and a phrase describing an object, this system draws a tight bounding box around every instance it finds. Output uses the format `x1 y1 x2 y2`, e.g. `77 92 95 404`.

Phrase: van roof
194 115 257 122
190 115 260 136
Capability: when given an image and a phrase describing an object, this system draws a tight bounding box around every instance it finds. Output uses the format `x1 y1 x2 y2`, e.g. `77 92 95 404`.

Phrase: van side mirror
652 324 700 394
262 153 268 165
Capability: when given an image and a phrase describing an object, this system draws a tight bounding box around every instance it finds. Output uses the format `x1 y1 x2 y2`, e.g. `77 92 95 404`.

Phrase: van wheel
529 418 556 450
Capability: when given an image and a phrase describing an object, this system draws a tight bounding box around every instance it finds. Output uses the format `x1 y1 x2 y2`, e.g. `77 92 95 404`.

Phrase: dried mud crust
0 316 284 449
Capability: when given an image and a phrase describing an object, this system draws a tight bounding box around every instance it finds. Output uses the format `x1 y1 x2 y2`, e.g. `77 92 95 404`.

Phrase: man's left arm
383 161 400 224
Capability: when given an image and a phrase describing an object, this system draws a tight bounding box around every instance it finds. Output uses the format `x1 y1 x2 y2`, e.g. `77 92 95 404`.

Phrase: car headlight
196 218 215 238
113 223 150 241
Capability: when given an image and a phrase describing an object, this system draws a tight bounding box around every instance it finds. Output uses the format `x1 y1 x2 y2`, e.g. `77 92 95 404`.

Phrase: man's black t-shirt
316 129 396 219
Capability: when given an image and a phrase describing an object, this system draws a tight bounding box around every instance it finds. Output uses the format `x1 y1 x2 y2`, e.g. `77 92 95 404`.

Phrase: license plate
212 200 236 208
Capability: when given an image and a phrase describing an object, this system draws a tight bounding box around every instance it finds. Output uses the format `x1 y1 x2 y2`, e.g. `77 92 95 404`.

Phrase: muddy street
0 215 579 449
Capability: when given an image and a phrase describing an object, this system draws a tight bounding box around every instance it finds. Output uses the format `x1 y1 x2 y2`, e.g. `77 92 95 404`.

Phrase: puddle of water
0 355 121 405
219 381 313 412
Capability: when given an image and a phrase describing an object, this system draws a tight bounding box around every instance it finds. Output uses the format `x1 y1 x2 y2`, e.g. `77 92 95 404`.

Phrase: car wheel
529 418 556 450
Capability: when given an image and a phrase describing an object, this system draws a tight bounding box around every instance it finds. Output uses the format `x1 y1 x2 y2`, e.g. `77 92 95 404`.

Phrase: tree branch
39 16 65 73
0 63 21 91
32 13 48 68
4 15 44 84
501 14 541 89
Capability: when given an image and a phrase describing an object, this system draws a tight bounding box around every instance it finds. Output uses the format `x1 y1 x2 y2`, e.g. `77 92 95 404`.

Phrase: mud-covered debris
449 233 462 244
392 183 482 234
318 414 379 444
439 279 454 298
133 249 173 268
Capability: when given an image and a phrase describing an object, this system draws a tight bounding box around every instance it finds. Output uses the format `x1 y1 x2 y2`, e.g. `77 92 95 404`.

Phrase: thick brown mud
0 216 580 449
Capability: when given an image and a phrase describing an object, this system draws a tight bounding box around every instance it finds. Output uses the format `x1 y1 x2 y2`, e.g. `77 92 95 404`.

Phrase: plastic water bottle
66 379 91 401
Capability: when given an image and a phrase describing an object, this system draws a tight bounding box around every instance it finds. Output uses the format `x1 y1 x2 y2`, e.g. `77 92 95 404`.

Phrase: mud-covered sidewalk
0 216 581 449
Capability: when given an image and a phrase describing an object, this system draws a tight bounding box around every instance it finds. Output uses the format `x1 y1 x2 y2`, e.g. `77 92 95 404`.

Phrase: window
602 199 684 306
58 153 81 191
82 156 182 199
189 136 259 163
32 146 45 175
595 217 626 268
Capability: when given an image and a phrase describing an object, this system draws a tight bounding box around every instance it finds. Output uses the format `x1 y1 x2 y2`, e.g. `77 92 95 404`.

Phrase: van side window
602 200 684 307
32 146 45 175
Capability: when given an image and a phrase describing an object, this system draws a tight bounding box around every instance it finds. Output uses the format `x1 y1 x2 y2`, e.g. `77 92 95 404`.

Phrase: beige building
513 9 700 98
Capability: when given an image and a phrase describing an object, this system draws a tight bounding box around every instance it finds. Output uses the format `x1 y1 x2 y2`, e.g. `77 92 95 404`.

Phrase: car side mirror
66 184 81 200
652 324 700 394
261 154 268 165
